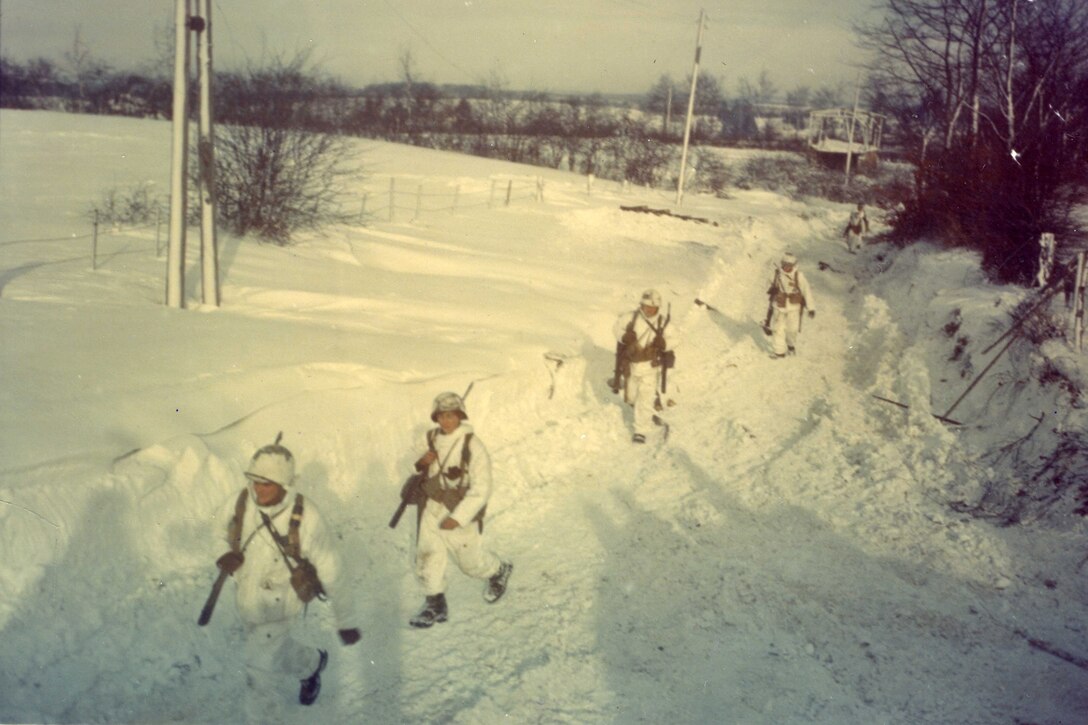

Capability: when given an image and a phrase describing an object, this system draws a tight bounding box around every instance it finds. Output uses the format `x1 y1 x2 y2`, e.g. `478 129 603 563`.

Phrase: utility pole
195 0 219 307
166 0 220 309
844 72 862 187
166 0 191 308
675 9 705 207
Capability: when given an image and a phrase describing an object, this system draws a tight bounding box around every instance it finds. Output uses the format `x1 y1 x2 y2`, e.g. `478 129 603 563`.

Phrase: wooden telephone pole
675 9 705 207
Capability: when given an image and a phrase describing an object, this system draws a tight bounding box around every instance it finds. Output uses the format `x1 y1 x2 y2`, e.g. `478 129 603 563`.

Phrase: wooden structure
807 108 885 171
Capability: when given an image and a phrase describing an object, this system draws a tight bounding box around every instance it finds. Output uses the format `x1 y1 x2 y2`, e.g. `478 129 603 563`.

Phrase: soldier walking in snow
843 202 870 253
203 434 360 721
407 391 511 628
612 288 673 444
764 253 816 358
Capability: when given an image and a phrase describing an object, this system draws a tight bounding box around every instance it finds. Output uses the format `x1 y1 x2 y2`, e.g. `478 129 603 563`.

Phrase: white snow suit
415 423 501 595
614 308 670 437
768 266 815 356
219 486 354 723
845 208 869 252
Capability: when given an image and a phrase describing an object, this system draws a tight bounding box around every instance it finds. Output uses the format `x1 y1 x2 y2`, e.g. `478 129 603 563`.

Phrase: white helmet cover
245 433 295 488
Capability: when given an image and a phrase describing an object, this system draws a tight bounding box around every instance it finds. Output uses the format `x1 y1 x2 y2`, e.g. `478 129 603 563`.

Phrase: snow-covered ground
1 110 1086 724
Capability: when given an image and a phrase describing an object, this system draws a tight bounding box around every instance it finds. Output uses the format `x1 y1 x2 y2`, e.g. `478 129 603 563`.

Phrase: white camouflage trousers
415 499 499 595
242 619 322 724
846 229 864 252
771 305 802 355
625 360 660 436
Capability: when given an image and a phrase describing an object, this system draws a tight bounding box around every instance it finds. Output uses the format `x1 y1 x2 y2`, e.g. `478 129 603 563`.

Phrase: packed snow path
1 111 1086 724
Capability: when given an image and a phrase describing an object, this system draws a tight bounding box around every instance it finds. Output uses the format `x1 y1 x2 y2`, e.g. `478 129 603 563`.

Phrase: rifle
610 340 625 394
763 268 780 336
197 569 229 626
654 304 673 393
388 471 425 529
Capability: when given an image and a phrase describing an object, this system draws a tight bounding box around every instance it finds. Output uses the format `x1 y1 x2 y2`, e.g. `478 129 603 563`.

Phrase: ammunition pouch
773 292 804 307
420 474 486 527
290 558 325 604
658 349 675 369
421 474 466 513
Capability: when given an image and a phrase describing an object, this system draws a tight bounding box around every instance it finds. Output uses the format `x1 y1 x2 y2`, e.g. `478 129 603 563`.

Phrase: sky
0 0 876 96
1 108 1087 722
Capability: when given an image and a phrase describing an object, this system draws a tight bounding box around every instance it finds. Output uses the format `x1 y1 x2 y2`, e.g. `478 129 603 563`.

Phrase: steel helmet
431 391 468 422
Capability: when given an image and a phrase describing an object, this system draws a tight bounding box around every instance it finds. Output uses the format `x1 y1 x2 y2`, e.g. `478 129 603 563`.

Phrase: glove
808 310 816 319
216 551 244 575
338 628 361 646
415 450 437 471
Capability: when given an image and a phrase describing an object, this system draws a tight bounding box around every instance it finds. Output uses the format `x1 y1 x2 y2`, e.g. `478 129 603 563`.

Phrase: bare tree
857 0 1088 282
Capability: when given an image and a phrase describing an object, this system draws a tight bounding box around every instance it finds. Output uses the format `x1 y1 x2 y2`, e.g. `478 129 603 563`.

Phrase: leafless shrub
212 53 361 244
89 182 164 227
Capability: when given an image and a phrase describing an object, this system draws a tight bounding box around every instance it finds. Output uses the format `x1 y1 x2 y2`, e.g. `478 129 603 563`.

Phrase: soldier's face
252 479 286 507
640 304 659 317
437 410 462 434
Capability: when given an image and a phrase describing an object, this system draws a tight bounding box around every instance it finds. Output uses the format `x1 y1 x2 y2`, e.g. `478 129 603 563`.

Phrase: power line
379 0 480 83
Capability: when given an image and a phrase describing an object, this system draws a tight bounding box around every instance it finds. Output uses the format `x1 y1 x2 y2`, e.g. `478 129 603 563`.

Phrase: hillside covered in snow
1 110 1086 724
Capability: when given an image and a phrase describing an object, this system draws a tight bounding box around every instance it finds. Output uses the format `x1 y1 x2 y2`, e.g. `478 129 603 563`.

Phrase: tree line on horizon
3 0 1087 285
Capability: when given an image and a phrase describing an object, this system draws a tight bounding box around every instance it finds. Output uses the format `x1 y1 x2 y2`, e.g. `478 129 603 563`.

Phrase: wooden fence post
505 180 513 206
92 209 99 270
389 177 396 221
536 176 544 202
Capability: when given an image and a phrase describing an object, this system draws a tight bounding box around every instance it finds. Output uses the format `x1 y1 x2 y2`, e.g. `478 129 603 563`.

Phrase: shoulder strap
625 309 639 334
286 494 304 559
461 433 473 470
228 488 248 553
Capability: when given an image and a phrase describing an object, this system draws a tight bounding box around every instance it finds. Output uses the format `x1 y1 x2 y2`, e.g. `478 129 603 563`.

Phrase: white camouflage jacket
219 486 352 628
422 422 492 525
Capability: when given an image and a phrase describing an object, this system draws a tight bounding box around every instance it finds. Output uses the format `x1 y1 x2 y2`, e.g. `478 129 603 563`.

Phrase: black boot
409 593 448 628
299 648 327 706
483 562 513 603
